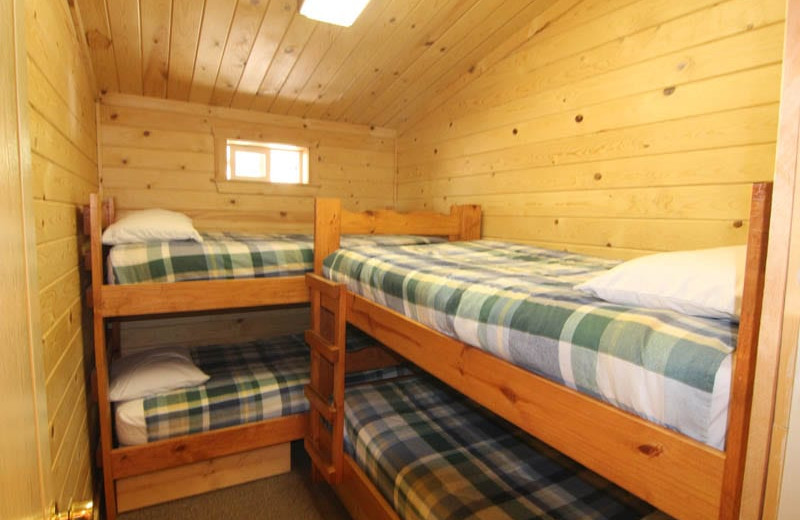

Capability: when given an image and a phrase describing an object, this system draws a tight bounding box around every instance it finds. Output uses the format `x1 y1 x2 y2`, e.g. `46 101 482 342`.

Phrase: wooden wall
396 0 786 259
98 94 396 349
99 94 396 232
26 0 98 508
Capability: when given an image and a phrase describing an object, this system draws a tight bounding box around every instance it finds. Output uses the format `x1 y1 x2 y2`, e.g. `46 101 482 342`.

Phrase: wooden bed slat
110 413 307 479
98 275 308 316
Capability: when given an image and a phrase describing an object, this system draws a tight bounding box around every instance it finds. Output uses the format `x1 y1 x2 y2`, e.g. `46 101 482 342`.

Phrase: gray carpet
117 443 351 520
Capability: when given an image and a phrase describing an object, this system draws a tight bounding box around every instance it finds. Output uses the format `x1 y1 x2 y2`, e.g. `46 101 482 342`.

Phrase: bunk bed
304 183 771 520
85 194 481 520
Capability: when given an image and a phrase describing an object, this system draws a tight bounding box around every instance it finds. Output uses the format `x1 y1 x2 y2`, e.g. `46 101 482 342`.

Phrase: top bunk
307 182 771 520
84 194 481 318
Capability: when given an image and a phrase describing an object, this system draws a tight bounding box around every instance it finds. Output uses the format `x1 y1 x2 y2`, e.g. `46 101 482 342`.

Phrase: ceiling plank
268 22 339 114
229 0 295 110
380 0 554 129
344 0 491 124
75 0 118 94
188 0 237 104
302 0 426 121
248 13 316 112
106 0 143 95
284 0 393 118
210 0 269 107
321 0 479 123
140 0 171 97
167 0 204 100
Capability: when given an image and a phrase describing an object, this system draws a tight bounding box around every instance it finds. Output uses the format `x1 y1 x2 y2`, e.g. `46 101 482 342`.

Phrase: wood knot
594 172 602 180
512 128 518 135
663 86 676 96
575 114 584 123
733 220 743 228
637 444 664 458
143 130 151 137
500 386 517 403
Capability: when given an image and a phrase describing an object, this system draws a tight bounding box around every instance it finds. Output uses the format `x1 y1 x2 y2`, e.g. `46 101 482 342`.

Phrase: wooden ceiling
74 0 549 130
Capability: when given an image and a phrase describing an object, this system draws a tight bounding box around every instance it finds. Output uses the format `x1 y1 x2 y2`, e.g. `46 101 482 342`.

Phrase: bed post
89 194 117 520
314 198 342 274
719 182 772 519
450 204 481 241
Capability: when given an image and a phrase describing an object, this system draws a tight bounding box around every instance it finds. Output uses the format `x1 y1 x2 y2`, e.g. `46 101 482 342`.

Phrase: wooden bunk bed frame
304 183 771 520
84 194 431 520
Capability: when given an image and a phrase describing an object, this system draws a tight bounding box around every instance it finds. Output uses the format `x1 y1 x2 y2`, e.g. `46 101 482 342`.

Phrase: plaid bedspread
344 374 661 520
142 330 407 442
324 240 737 449
108 233 444 284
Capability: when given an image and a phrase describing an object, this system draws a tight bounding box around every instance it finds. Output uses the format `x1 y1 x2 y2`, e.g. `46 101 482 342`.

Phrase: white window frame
225 139 309 184
214 129 318 195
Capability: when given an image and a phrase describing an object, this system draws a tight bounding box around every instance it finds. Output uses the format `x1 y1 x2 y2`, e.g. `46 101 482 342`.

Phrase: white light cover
300 0 371 27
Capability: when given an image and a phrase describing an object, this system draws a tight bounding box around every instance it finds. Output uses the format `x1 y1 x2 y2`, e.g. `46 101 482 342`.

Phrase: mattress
344 374 663 520
324 240 735 449
114 330 408 445
108 232 444 284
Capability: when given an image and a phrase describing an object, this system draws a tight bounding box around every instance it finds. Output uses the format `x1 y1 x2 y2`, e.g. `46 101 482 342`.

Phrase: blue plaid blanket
108 233 444 284
344 374 663 519
142 330 407 442
324 240 736 449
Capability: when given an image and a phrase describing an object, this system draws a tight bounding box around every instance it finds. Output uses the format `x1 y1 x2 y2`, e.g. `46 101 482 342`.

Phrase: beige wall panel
37 236 80 293
42 299 83 384
31 153 96 206
398 145 776 201
29 109 96 183
26 0 98 505
397 0 784 258
100 95 397 231
45 333 85 484
403 23 784 146
483 216 748 252
27 60 97 160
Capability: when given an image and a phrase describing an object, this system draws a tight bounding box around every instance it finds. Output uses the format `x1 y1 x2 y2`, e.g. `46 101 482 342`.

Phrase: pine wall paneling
25 0 99 507
396 0 785 260
99 93 396 347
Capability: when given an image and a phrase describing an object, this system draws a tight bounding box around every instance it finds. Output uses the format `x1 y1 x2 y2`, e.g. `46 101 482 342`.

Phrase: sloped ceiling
75 0 549 130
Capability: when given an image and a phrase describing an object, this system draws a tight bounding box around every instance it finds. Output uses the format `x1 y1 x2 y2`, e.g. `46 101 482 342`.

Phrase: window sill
214 179 321 196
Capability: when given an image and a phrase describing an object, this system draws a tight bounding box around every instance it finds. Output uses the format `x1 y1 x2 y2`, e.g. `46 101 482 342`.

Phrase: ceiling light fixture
299 0 371 27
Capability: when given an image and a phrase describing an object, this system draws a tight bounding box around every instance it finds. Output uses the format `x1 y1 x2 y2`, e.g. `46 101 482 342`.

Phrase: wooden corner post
314 198 342 274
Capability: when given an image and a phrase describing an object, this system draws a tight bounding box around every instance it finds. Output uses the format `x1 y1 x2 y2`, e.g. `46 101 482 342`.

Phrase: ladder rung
305 330 340 364
305 385 336 421
304 439 336 481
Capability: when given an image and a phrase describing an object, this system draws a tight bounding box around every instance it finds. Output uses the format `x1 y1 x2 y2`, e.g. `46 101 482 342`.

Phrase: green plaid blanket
142 330 407 442
108 232 444 284
344 374 662 520
324 240 736 449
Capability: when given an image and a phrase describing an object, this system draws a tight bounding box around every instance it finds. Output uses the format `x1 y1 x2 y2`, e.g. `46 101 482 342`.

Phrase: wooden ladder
304 273 347 484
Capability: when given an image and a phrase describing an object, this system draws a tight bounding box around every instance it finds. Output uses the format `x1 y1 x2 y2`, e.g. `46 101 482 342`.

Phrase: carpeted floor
117 442 351 520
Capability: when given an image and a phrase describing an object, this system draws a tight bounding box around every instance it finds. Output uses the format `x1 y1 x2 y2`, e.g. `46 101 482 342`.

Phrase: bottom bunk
333 373 670 520
104 330 406 514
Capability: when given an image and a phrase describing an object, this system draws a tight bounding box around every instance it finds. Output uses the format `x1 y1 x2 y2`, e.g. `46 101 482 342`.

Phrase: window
225 139 309 185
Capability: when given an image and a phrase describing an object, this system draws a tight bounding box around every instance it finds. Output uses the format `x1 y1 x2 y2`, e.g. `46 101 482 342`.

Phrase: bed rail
313 198 481 273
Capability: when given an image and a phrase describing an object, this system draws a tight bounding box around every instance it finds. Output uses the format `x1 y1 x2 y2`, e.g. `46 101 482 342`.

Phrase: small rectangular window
225 139 309 185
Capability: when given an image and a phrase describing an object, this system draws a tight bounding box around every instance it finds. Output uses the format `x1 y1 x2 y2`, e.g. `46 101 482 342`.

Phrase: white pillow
109 348 210 402
574 245 747 320
101 208 203 245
